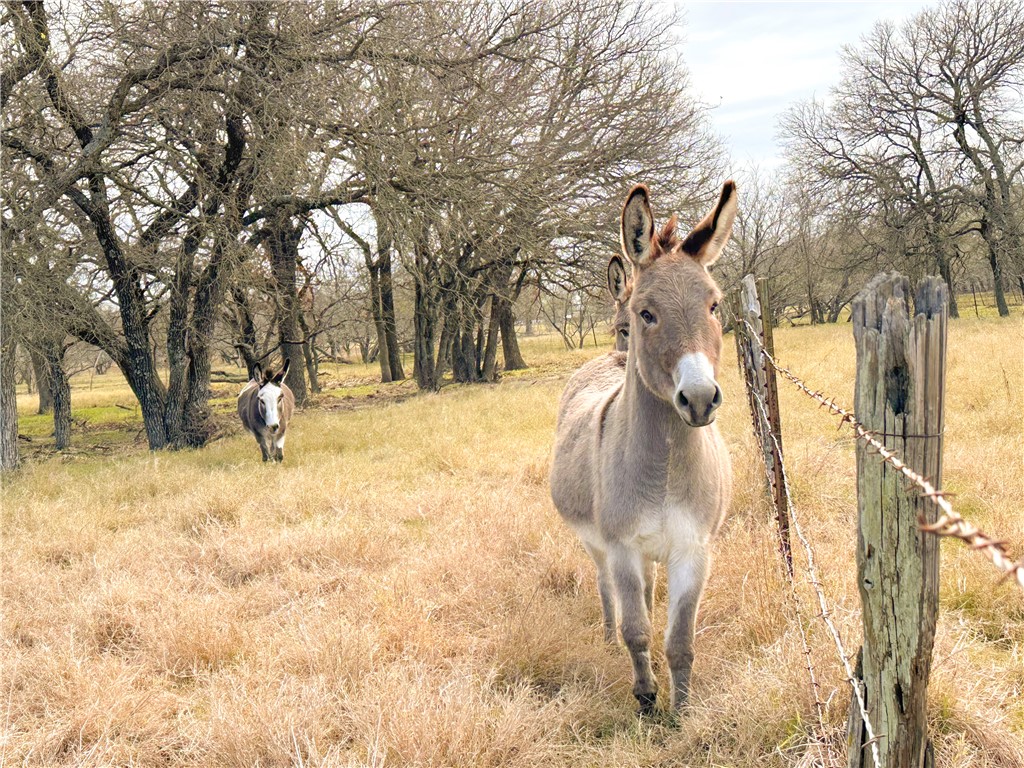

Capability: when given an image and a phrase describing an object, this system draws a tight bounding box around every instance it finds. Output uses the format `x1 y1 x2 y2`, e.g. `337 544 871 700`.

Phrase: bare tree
779 0 1024 317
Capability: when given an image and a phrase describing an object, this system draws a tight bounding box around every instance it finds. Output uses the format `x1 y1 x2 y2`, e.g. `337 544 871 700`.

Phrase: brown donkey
550 182 736 714
237 360 295 462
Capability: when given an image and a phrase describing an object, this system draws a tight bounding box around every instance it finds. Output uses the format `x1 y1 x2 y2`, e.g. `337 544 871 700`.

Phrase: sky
676 1 934 170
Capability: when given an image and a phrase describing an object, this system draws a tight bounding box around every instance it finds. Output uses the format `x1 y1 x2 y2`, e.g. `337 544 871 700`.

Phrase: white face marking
673 352 715 392
259 382 283 428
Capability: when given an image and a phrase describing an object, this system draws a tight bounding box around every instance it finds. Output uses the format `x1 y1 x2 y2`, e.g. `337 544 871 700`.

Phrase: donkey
550 181 736 714
608 254 632 352
237 360 295 462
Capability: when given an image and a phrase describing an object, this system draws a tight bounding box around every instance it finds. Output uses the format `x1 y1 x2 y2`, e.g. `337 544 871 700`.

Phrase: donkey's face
620 182 736 426
253 360 290 433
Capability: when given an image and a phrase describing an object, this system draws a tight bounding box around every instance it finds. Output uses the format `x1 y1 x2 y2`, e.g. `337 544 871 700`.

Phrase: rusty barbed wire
745 331 1024 594
747 383 882 768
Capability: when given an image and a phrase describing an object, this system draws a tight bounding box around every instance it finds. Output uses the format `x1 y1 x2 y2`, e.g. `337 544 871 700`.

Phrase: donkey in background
238 360 295 462
608 254 632 352
550 181 736 714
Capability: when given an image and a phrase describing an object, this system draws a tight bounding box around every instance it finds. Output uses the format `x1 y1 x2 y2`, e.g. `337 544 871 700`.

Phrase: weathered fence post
735 275 793 575
847 273 947 768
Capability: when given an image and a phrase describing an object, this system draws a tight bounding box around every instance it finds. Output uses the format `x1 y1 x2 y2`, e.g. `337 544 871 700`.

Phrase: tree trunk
368 263 393 383
231 288 260 379
298 312 320 394
180 243 231 447
164 237 194 448
0 227 18 469
433 310 455 387
30 348 53 414
481 295 501 382
452 303 480 384
82 175 169 449
498 297 527 370
934 247 959 319
0 331 18 471
413 279 439 391
46 344 71 451
379 252 405 381
982 218 1010 317
269 214 307 404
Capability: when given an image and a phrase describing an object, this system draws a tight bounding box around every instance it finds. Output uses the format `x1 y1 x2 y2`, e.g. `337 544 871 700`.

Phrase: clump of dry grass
2 319 1021 766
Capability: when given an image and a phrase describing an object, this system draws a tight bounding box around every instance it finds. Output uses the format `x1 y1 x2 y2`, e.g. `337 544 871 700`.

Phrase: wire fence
746 378 880 768
731 275 1022 767
755 338 1024 592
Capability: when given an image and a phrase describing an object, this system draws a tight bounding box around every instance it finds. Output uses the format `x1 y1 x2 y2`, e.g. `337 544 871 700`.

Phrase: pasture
2 317 1022 767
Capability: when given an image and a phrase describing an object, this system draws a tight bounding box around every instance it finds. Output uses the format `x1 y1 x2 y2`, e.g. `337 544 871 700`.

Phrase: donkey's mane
655 215 680 253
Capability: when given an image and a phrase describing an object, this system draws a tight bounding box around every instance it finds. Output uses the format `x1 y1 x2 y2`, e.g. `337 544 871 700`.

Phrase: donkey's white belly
630 504 709 564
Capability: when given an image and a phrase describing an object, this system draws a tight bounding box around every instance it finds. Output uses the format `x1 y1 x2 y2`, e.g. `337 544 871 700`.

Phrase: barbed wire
748 334 1024 593
748 389 828 739
747 382 882 768
734 319 825 728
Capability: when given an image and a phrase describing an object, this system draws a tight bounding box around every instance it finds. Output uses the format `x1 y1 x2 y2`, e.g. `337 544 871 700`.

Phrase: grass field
2 314 1023 767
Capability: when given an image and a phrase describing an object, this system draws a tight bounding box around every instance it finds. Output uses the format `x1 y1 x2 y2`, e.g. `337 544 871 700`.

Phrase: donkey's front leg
258 436 271 462
665 552 709 710
610 544 658 714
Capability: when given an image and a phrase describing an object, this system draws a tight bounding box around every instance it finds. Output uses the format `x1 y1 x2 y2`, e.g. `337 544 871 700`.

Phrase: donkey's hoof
635 692 657 716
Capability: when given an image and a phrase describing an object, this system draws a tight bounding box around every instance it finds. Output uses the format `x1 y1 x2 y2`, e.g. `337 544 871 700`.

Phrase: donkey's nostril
712 385 723 408
677 391 689 410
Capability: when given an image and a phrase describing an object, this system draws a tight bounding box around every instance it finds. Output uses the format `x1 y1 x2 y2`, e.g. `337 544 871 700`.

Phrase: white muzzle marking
673 352 722 426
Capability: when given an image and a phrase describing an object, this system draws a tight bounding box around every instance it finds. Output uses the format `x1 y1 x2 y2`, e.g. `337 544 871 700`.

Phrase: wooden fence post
736 275 793 576
847 273 947 768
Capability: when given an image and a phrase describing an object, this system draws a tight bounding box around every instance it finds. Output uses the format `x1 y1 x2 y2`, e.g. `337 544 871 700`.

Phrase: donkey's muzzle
673 353 722 427
675 380 722 427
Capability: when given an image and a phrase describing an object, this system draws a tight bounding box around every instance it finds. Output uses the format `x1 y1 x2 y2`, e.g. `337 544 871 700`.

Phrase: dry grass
2 316 1022 767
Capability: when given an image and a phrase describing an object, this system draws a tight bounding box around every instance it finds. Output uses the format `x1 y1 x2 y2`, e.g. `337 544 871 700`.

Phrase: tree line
1 0 721 466
5 0 1018 471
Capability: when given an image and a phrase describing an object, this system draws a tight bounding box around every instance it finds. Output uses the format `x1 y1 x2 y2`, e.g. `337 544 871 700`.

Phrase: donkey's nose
675 381 722 426
269 423 280 433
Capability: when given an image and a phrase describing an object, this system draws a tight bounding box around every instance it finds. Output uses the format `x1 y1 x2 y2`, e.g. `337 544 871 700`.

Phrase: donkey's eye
710 302 719 314
619 328 629 338
639 310 655 325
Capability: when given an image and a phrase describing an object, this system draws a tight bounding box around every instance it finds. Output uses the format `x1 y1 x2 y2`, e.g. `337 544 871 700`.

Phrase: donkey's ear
680 180 738 267
607 255 630 303
273 358 290 384
620 184 656 268
252 363 262 382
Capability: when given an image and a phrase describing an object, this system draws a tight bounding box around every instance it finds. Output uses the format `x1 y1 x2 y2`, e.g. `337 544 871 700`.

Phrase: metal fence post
737 275 793 576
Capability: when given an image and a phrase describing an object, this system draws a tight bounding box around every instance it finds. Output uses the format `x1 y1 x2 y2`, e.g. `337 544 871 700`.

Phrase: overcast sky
676 1 934 170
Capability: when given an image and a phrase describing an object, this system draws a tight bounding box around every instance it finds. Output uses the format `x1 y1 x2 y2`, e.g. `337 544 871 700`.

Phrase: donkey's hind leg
584 543 617 644
643 559 656 614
